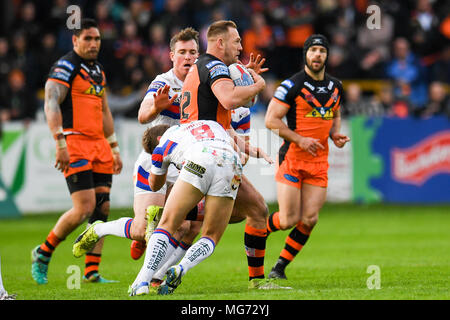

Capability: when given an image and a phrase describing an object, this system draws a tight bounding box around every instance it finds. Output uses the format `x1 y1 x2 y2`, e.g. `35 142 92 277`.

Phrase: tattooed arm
44 80 70 173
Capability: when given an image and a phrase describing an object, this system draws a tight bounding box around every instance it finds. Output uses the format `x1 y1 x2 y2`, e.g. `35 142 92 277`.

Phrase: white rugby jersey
231 107 251 136
143 68 183 127
151 120 238 175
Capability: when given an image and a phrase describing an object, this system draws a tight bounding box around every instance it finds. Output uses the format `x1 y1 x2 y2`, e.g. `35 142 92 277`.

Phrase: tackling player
265 34 350 279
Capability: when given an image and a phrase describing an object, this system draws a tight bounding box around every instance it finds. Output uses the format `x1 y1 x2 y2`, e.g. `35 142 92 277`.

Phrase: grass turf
0 203 448 300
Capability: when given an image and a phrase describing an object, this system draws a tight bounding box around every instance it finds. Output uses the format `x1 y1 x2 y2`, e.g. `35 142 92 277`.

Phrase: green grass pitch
0 203 448 300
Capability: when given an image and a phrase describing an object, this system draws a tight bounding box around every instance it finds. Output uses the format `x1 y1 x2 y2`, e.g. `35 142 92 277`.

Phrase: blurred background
0 0 449 217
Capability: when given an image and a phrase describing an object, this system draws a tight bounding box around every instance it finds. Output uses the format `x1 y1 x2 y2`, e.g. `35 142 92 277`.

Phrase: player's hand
330 133 350 148
247 68 266 91
244 53 269 75
248 146 274 164
154 85 178 112
113 153 123 174
55 147 70 173
296 136 325 157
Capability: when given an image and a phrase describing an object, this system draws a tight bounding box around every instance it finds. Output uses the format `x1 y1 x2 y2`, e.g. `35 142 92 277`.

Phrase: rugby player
31 18 123 284
265 34 350 279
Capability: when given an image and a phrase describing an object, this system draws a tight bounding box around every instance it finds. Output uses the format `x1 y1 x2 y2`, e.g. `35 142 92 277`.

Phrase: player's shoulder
52 51 80 72
325 73 344 91
198 54 229 79
280 70 305 90
147 71 173 92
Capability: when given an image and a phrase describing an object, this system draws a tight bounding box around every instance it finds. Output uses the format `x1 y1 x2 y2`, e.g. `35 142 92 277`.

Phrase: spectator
10 31 38 92
327 30 359 79
114 20 146 60
0 69 37 123
386 37 428 110
0 37 12 103
11 1 41 51
36 32 61 89
409 0 441 57
147 23 171 73
343 83 384 117
356 4 394 78
430 44 450 84
242 12 273 62
419 81 449 118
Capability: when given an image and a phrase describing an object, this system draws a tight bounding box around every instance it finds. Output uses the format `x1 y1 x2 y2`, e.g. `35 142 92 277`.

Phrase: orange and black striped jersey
273 70 343 162
179 54 232 129
47 51 106 139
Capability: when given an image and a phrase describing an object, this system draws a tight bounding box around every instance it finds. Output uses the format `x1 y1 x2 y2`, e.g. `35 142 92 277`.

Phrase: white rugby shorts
178 145 242 199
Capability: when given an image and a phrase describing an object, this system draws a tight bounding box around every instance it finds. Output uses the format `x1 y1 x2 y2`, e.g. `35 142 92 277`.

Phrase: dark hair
142 125 170 154
73 18 98 36
169 27 199 52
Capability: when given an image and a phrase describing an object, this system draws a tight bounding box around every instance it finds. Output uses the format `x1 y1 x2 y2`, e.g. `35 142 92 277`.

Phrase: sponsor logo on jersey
184 160 206 178
206 60 223 69
209 64 229 78
304 81 315 91
316 86 328 93
274 86 288 101
305 107 334 120
328 81 334 90
56 59 75 71
391 131 450 186
281 79 294 89
84 84 105 97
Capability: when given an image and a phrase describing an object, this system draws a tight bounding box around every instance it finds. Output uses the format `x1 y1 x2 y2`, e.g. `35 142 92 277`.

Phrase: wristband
106 133 117 144
111 146 120 154
53 127 66 148
106 133 120 154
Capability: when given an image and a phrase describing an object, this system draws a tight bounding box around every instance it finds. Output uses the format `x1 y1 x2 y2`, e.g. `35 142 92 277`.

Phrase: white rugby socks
94 217 133 239
178 237 215 275
132 228 178 286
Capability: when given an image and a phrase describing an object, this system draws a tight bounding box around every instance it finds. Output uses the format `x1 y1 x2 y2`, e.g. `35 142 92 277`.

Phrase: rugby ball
228 63 258 108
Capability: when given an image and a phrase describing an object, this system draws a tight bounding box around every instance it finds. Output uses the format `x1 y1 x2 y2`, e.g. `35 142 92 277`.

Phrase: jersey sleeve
143 75 167 101
231 107 251 136
272 78 297 108
205 60 232 86
150 138 178 176
47 59 76 87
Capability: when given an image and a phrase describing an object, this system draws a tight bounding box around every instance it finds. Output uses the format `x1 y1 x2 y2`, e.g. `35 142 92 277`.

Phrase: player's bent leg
159 195 235 295
130 192 165 260
130 180 203 296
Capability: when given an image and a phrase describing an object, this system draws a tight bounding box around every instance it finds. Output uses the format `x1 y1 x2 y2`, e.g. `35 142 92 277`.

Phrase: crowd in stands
0 0 449 126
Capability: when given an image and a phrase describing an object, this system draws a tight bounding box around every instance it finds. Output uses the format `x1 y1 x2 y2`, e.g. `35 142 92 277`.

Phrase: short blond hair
170 27 199 52
206 20 237 40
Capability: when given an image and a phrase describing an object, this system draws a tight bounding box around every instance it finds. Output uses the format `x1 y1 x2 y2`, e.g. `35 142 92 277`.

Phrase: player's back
180 54 232 129
153 120 235 170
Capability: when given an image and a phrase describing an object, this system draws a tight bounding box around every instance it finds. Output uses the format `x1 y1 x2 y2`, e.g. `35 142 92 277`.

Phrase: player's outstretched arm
44 80 70 173
138 85 178 124
227 128 273 164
